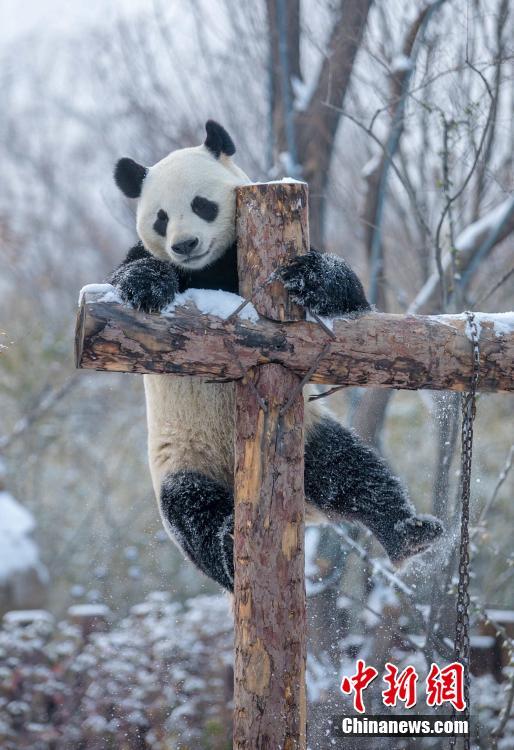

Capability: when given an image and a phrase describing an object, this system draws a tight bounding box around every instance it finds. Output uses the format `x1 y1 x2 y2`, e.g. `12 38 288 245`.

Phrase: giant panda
111 119 443 591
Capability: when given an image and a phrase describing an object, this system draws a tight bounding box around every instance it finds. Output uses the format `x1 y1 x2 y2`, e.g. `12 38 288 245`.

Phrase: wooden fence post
233 183 309 749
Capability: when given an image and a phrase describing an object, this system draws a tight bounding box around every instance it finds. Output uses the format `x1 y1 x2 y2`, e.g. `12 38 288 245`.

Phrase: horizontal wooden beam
75 290 514 393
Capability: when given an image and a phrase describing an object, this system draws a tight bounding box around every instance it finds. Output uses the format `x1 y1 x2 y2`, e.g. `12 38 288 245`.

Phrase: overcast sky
1 0 144 44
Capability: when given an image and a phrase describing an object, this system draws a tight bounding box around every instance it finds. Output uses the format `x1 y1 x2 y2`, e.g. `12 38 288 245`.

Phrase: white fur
145 375 330 524
145 376 235 495
137 146 250 268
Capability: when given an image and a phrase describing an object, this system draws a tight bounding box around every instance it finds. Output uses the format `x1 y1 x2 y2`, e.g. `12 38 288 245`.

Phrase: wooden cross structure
75 183 514 749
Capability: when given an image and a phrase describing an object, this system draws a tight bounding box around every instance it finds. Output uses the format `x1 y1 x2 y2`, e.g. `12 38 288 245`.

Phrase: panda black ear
114 158 148 198
204 120 236 158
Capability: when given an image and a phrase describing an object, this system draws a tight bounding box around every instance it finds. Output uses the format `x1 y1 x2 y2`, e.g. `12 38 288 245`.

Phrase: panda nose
172 237 199 256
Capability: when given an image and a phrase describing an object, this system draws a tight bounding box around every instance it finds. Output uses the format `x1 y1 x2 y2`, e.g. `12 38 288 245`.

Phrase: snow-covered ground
1 590 512 749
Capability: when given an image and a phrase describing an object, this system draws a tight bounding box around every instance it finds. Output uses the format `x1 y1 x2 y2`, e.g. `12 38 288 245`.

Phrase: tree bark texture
236 181 308 321
76 298 514 394
233 366 306 750
233 182 307 749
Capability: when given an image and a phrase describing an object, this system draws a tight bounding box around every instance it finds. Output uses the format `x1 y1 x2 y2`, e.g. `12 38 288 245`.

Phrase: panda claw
278 249 371 316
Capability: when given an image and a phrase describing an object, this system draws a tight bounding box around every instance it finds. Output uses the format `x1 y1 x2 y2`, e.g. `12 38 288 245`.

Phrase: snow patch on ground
0 492 41 583
68 604 112 618
3 609 54 626
162 288 260 323
78 283 123 306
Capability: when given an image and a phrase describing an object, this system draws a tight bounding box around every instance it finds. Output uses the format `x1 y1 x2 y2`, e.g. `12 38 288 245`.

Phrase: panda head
114 120 250 269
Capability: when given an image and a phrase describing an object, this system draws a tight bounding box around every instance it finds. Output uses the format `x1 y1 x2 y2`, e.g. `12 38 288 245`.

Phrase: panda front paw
110 258 178 313
279 251 327 311
279 249 370 316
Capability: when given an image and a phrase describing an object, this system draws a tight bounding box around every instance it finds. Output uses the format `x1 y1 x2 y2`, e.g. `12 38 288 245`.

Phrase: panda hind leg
160 471 234 591
304 418 444 565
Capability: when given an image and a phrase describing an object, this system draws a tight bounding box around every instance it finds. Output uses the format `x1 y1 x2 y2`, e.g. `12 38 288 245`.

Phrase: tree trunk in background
296 0 373 246
266 0 301 162
266 0 373 246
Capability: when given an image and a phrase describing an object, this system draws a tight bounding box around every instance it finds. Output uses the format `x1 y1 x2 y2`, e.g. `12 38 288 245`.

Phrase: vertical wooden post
233 183 309 749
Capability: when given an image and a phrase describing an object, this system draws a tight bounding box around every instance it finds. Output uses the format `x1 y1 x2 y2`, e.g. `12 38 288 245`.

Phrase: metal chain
449 311 480 750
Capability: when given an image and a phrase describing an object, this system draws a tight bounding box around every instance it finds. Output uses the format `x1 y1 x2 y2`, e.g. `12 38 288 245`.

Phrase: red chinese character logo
340 659 379 714
382 663 418 709
426 662 466 711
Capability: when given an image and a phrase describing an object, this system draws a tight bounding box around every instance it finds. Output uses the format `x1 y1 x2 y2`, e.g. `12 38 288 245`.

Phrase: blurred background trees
1 0 513 747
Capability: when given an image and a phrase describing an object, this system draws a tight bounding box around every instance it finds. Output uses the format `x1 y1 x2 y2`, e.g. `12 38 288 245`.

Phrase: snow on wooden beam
75 293 514 394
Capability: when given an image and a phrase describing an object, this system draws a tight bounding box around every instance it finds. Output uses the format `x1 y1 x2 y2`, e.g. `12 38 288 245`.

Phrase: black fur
110 254 179 313
191 195 219 223
114 158 148 199
176 242 239 294
304 418 443 563
279 249 371 316
110 242 239 312
153 209 169 237
122 241 151 264
159 418 443 592
204 120 236 158
161 471 234 591
112 241 372 316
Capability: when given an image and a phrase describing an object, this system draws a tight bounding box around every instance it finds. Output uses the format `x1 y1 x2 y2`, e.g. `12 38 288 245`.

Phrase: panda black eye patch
153 209 168 237
191 196 219 222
